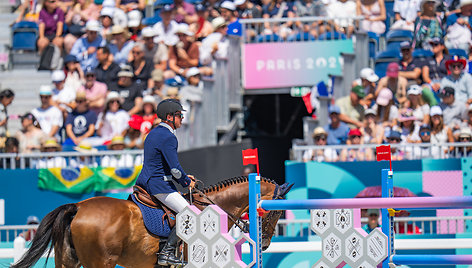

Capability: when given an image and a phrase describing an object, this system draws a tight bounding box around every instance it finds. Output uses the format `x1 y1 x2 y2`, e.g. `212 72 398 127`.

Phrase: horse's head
260 182 293 251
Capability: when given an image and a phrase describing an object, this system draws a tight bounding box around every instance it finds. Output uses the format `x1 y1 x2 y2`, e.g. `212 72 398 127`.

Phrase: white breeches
154 192 190 213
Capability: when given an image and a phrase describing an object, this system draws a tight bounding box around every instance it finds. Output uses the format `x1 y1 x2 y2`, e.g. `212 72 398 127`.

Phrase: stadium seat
368 32 380 59
384 0 395 33
412 49 433 58
11 21 38 51
385 29 413 48
154 0 173 8
317 32 346 40
374 48 401 77
255 33 281 42
185 0 202 3
287 32 316 42
448 48 467 58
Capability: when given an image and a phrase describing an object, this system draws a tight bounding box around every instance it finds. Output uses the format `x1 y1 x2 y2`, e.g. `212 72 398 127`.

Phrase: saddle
132 186 176 229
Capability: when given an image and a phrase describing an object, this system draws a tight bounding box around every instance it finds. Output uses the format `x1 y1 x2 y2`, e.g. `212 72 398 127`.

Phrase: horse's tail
11 203 78 268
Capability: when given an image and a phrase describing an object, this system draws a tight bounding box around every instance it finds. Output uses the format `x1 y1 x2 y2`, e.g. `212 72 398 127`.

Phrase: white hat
100 7 115 17
365 108 376 116
175 23 194 36
220 1 236 11
360 67 379 83
85 20 100 32
51 70 65 82
186 67 200 78
102 0 115 7
430 105 443 116
106 91 122 103
142 95 156 105
407 85 423 95
127 10 142 28
461 0 472 8
141 27 156 38
211 17 227 30
459 127 472 138
39 85 52 96
234 0 246 5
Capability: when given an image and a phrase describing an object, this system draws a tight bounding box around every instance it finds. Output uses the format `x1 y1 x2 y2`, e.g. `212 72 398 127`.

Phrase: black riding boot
158 228 186 267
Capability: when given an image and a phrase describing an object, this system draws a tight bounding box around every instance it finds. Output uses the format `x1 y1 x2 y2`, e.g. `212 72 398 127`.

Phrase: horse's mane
202 176 277 193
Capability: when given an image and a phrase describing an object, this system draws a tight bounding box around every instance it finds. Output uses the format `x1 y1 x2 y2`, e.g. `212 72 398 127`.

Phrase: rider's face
167 112 184 129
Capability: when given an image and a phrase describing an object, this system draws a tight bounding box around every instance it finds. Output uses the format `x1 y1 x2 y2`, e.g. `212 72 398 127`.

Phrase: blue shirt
69 36 106 70
65 109 97 137
108 40 135 65
136 124 191 194
324 122 350 145
227 19 242 36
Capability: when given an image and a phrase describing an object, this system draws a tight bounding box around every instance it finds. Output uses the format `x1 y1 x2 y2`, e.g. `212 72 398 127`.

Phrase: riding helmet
156 99 185 120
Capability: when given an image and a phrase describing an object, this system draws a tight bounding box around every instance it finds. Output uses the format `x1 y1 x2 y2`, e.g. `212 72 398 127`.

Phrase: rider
135 98 195 266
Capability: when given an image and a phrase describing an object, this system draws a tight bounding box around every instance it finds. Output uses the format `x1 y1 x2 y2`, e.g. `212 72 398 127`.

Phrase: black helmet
156 99 185 120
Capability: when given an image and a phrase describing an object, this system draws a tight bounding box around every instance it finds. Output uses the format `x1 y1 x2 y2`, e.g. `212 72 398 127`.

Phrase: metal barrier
0 225 38 242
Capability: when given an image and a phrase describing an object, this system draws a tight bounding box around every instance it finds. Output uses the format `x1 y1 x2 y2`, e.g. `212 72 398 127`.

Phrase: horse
12 176 292 268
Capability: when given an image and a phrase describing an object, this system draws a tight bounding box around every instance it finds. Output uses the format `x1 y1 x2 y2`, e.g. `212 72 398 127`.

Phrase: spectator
399 108 421 143
262 0 296 38
140 27 168 72
386 130 404 160
135 95 157 133
116 0 145 11
168 24 200 78
340 128 373 161
96 91 130 144
70 141 98 168
165 87 182 100
445 0 472 28
95 46 121 89
429 106 455 153
439 86 467 135
236 0 263 19
15 112 47 153
422 37 450 93
51 70 75 116
109 69 144 115
398 41 423 86
31 86 63 139
357 0 387 35
200 17 230 66
125 115 145 148
127 10 143 41
303 127 338 162
152 5 179 43
14 0 41 24
324 105 350 145
295 0 327 18
1 137 23 167
358 67 379 107
69 20 105 70
461 105 472 130
361 108 384 144
101 136 139 167
220 1 242 36
77 68 107 115
336 85 365 129
180 68 204 125
36 139 67 168
412 124 438 158
63 0 100 53
441 55 472 104
406 85 430 124
146 69 167 104
327 0 357 37
372 88 399 127
173 0 197 24
362 209 381 234
102 0 128 29
456 127 472 157
376 62 408 108
392 0 420 31
109 25 135 65
445 8 472 53
37 0 64 53
0 89 15 137
413 0 442 50
189 4 214 40
63 54 84 92
99 7 114 38
130 43 153 86
64 92 98 146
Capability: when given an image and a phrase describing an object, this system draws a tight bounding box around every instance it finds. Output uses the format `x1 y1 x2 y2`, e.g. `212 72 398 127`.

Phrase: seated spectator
361 108 384 144
236 0 262 19
340 129 373 161
140 27 168 72
99 7 114 39
77 68 107 115
376 62 408 107
165 87 181 100
362 209 381 234
461 105 472 130
413 0 442 50
357 0 387 35
180 67 204 125
95 46 121 89
63 54 84 92
441 56 472 104
456 127 472 157
31 86 63 139
391 0 420 31
130 43 153 86
429 106 455 153
127 10 142 41
422 37 450 93
327 0 357 37
324 105 350 145
96 91 130 144
386 130 405 160
439 86 467 136
51 70 76 115
37 0 64 54
109 69 144 115
406 85 430 124
190 4 214 40
372 88 399 127
116 0 145 11
168 24 200 78
152 5 179 43
412 124 438 158
109 25 135 65
336 85 365 129
15 113 47 153
445 13 472 53
1 137 24 168
14 0 41 24
173 0 197 24
0 89 15 138
125 115 146 148
137 95 158 134
101 136 138 167
69 20 105 70
445 0 472 28
36 139 67 168
70 141 98 168
146 69 167 104
64 92 98 146
358 68 379 107
398 41 423 86
200 17 230 66
399 108 421 143
63 0 100 53
262 0 296 38
220 1 242 36
303 127 338 162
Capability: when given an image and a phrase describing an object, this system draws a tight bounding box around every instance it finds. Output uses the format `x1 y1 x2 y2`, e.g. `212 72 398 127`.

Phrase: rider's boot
158 227 186 267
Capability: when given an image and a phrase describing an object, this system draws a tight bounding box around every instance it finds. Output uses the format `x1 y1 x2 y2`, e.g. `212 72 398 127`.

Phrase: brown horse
11 176 292 268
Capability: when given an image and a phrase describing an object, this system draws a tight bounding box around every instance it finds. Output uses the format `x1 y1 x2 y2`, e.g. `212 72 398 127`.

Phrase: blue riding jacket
136 123 191 195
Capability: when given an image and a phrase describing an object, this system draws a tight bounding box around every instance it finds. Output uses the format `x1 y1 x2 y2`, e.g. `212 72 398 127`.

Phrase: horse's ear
278 183 294 197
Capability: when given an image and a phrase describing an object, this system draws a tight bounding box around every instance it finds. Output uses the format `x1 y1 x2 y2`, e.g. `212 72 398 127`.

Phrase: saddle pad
131 194 171 237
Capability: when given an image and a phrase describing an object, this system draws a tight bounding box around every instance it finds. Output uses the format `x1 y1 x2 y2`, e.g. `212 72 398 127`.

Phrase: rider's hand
188 175 196 189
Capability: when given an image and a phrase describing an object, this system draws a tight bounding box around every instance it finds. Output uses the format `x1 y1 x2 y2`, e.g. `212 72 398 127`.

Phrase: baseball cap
212 17 227 30
106 91 122 103
440 86 455 97
86 20 100 32
161 4 174 12
386 62 399 78
64 54 78 64
151 69 163 81
388 130 402 140
419 124 431 131
84 66 96 75
312 127 327 138
118 70 133 77
195 3 206 12
102 0 115 7
100 7 114 17
141 27 156 38
407 85 422 95
376 88 393 106
186 67 200 78
39 85 52 96
51 70 65 82
143 95 156 105
351 85 366 98
328 105 341 114
366 209 379 216
430 105 443 116
460 127 472 138
365 108 376 116
400 41 412 49
234 0 246 5
175 23 194 36
348 129 362 136
428 37 444 45
220 1 236 11
27 215 39 224
360 67 379 83
127 10 142 28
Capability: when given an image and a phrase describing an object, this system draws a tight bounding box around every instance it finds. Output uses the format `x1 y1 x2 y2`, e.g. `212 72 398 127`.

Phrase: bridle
260 184 285 242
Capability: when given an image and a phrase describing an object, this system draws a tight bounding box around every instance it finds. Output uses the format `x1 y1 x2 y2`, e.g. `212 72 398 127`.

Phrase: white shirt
96 110 130 140
31 106 63 136
152 21 179 46
303 148 338 162
326 0 357 28
393 0 421 22
36 157 67 169
52 86 76 112
199 32 229 66
101 154 137 167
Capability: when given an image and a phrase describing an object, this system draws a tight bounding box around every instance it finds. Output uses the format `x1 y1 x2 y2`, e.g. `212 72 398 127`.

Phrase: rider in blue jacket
136 99 195 266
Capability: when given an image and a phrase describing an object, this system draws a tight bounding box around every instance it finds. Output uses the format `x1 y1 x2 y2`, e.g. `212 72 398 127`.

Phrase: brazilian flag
38 167 96 194
94 165 143 191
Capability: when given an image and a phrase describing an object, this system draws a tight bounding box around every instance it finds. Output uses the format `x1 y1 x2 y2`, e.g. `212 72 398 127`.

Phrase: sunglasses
40 95 51 99
132 51 142 54
451 64 463 69
47 0 56 3
174 113 184 118
76 99 86 103
109 100 120 104
460 137 471 141
350 135 362 139
388 138 401 142
431 43 441 47
420 131 430 136
86 74 95 78
314 136 327 141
